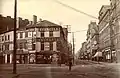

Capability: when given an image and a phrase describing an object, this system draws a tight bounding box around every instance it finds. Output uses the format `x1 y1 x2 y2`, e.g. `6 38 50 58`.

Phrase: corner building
0 18 69 64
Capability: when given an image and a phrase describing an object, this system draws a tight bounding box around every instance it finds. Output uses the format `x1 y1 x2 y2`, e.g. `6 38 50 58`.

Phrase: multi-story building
86 21 99 60
98 4 120 62
89 22 99 61
110 0 120 62
98 5 112 62
0 30 14 64
0 15 69 64
86 27 91 60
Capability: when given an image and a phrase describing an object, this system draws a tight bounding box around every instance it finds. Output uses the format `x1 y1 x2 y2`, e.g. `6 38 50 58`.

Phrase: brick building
0 15 69 64
0 14 29 33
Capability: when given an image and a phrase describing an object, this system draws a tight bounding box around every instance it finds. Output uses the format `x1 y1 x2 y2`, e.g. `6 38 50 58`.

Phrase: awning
94 52 102 57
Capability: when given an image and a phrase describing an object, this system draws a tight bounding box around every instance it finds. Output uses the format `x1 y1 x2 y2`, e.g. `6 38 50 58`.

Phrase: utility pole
13 0 17 74
68 30 87 64
113 0 118 63
109 8 113 63
115 0 118 63
72 32 75 65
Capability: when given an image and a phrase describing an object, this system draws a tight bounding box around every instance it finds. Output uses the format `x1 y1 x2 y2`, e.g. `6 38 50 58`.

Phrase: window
33 32 36 37
50 42 53 50
53 31 60 37
44 42 49 51
24 43 27 49
20 33 23 38
28 32 32 37
41 32 44 37
5 35 7 41
32 44 35 50
8 35 10 40
2 36 4 41
45 32 49 37
41 42 44 50
19 43 23 49
5 44 9 50
2 45 4 51
25 32 28 37
49 31 53 37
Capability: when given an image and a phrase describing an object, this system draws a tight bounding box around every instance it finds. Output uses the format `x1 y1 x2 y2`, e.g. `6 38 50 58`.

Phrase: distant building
86 21 99 60
0 15 69 64
79 42 87 60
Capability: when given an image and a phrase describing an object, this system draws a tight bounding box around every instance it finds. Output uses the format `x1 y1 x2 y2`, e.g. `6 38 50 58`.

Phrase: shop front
16 50 29 64
35 51 60 64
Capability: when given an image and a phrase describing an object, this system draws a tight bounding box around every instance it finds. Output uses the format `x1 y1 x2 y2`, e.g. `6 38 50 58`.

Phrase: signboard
39 27 60 31
36 38 59 42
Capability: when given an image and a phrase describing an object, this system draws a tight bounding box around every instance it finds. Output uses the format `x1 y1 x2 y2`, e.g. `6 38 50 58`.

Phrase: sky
0 0 110 53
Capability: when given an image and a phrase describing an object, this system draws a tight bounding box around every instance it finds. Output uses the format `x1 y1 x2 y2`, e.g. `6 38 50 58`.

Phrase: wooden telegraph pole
13 0 17 74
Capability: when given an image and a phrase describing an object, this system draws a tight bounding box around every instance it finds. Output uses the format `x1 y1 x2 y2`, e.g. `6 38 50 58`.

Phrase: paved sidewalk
0 64 66 78
0 66 32 78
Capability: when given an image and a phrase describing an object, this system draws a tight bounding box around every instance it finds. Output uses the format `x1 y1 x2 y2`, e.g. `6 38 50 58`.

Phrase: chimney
33 15 37 24
7 16 11 18
26 21 33 26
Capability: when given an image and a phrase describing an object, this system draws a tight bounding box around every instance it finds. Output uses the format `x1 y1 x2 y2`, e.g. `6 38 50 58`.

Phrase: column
53 42 56 51
10 54 13 64
5 54 7 64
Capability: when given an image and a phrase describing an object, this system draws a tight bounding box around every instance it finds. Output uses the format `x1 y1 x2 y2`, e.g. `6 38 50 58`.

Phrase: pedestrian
68 58 72 71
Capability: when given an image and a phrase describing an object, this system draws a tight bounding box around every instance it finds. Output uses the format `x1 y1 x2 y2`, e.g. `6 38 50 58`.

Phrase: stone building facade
98 0 120 62
110 0 120 62
98 5 113 62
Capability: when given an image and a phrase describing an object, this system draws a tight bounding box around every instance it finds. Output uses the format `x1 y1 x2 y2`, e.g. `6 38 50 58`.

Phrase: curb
1 73 20 78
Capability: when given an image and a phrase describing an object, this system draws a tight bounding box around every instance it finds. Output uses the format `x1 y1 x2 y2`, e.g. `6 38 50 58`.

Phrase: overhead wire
52 0 98 19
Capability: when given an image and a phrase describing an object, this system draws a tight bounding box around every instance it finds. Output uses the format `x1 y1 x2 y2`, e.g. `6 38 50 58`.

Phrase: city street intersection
0 60 120 78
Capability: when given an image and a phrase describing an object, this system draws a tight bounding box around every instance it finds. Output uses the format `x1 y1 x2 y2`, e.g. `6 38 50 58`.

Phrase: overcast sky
0 0 110 53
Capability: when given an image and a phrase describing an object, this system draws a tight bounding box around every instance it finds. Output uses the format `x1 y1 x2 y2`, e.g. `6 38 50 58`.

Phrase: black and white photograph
0 0 120 78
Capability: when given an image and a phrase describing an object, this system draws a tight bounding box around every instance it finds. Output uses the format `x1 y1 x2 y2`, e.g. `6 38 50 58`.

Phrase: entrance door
7 54 10 63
